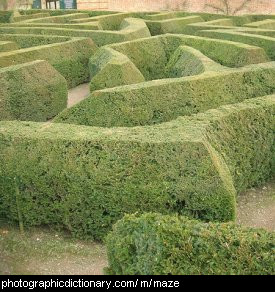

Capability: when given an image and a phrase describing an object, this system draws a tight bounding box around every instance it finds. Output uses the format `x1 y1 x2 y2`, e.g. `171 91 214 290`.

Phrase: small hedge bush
89 47 144 92
0 95 274 239
165 45 222 77
0 11 13 23
0 38 97 88
0 60 67 122
106 213 275 275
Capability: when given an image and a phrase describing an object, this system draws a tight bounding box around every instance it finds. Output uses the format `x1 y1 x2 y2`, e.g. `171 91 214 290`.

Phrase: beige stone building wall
3 0 275 14
78 0 275 15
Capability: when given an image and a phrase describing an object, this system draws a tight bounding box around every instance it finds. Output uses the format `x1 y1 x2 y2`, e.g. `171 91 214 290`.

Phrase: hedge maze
0 10 274 256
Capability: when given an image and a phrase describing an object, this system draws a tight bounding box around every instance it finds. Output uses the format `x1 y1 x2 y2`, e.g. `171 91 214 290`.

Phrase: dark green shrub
0 38 97 88
106 213 275 275
0 96 274 239
0 11 13 23
0 60 67 121
89 47 145 92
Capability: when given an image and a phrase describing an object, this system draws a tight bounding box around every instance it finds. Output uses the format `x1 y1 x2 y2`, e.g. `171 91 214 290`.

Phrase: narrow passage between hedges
67 83 90 108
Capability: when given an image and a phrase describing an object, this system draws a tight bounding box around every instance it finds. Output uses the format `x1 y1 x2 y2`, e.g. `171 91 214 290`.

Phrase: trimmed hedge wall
0 41 18 52
0 95 274 239
165 34 269 67
18 9 117 18
88 43 222 91
145 15 204 35
0 26 125 47
245 19 275 30
0 18 150 47
236 28 275 38
13 13 50 23
0 38 97 88
197 30 275 60
0 34 70 49
0 60 67 122
106 213 275 275
109 34 268 74
54 62 275 127
109 36 169 81
5 22 104 31
27 13 90 24
165 45 223 77
89 47 145 92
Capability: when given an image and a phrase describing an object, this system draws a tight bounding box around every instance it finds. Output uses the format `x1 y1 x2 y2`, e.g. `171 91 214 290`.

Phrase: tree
204 0 259 15
164 0 189 11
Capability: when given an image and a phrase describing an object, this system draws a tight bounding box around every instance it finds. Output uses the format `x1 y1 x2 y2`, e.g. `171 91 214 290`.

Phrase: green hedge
0 60 67 122
109 34 268 74
145 15 204 35
144 12 178 21
106 213 275 275
245 19 275 30
0 34 70 49
236 28 275 38
197 30 275 60
0 18 150 47
0 38 97 88
1 95 274 239
0 11 13 23
0 26 124 47
54 62 275 127
0 41 18 52
27 13 90 24
120 18 151 42
109 36 168 80
18 9 117 17
5 22 103 31
165 45 223 77
13 12 50 23
89 33 267 86
89 44 221 91
86 12 133 30
89 47 145 92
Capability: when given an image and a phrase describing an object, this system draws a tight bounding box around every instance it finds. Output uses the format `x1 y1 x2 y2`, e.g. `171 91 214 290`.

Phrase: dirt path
237 179 275 231
67 83 90 108
0 227 107 275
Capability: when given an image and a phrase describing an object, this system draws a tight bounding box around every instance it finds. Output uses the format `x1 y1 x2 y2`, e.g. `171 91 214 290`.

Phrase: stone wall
78 0 275 15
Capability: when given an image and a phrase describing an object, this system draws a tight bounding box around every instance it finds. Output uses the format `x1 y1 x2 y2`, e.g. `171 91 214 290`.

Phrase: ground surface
68 83 90 108
0 226 107 275
237 179 275 231
0 179 274 275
